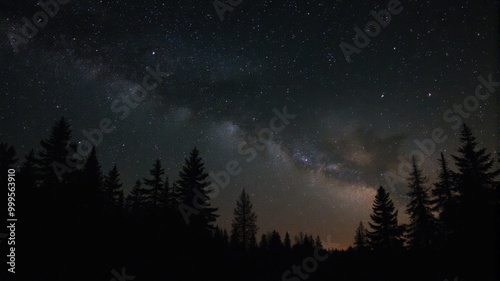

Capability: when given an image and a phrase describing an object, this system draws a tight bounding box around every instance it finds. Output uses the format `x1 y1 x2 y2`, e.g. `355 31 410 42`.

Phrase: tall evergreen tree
367 186 403 251
304 234 315 249
159 176 180 212
315 235 323 249
177 147 218 230
231 189 258 250
103 164 123 207
452 124 498 195
79 147 104 216
170 181 180 209
353 221 369 250
212 226 229 251
117 191 125 210
36 117 73 185
405 156 436 249
284 232 292 252
81 147 104 192
159 176 169 210
268 230 283 252
432 152 460 242
127 180 144 213
70 146 104 274
30 119 74 275
432 152 456 213
143 159 165 208
451 124 498 267
259 234 268 250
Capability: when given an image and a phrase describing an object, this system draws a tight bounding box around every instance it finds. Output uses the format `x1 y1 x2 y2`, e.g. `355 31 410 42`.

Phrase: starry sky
0 0 497 248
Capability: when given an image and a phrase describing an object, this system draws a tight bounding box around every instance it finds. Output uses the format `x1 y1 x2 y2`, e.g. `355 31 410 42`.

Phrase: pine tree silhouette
405 156 436 249
367 186 404 251
259 233 268 250
127 180 144 214
451 124 498 277
432 152 459 242
353 221 369 250
268 230 283 253
104 164 123 209
231 189 258 251
170 181 180 210
305 234 314 249
452 124 498 194
159 175 170 210
143 158 165 209
432 152 456 213
36 117 73 186
159 176 180 212
177 147 218 231
80 146 104 207
27 119 78 279
8 119 500 281
117 190 125 212
284 232 292 252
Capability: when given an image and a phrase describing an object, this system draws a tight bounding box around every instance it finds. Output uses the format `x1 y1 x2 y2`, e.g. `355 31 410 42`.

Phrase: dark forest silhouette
1 119 499 281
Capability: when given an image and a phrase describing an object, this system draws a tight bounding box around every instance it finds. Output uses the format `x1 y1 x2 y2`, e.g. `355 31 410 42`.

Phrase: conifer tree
36 117 72 185
127 180 144 213
159 176 170 209
268 230 283 252
82 147 103 191
231 189 258 250
103 164 123 207
315 235 323 249
170 181 180 209
259 234 268 250
177 147 218 229
117 191 125 210
452 124 498 195
367 186 403 251
451 124 498 258
79 147 104 217
304 234 314 249
143 159 165 208
159 176 180 212
432 152 460 241
353 221 369 250
284 232 292 252
406 156 436 249
432 152 456 213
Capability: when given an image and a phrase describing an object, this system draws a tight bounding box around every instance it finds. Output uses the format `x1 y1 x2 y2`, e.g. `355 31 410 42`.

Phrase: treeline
345 123 499 281
0 118 327 281
0 119 498 281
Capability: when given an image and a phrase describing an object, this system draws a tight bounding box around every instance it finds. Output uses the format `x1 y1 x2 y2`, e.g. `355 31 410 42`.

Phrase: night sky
0 0 497 249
